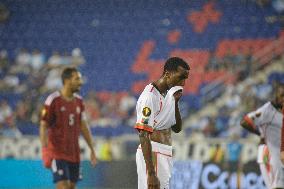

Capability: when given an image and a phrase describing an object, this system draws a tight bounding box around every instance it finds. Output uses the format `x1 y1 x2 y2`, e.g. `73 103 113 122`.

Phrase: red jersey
41 91 85 163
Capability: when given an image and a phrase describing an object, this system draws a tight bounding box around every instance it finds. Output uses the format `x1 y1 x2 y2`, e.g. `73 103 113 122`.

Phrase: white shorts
136 141 173 189
258 144 284 189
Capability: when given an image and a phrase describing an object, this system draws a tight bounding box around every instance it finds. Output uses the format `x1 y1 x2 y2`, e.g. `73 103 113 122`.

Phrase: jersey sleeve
244 103 269 130
135 93 155 132
41 97 56 126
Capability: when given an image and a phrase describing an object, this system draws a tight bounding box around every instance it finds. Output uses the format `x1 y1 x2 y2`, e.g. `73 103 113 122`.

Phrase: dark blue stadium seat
17 121 39 135
0 0 283 135
268 72 284 84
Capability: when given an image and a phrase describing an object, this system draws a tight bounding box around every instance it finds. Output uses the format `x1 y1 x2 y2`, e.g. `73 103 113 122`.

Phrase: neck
153 77 169 94
61 86 74 99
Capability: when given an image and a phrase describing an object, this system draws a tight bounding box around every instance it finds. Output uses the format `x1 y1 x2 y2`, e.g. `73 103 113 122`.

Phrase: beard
71 86 81 93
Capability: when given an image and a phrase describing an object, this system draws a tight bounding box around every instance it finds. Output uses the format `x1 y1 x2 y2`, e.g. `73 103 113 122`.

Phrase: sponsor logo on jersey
60 106 66 112
76 106 81 114
142 107 151 117
256 112 261 117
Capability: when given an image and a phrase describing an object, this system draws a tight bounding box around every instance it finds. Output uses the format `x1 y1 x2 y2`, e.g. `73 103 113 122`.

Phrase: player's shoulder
74 93 84 105
45 91 61 106
74 93 83 100
259 101 272 111
139 84 156 99
143 84 158 95
252 101 272 118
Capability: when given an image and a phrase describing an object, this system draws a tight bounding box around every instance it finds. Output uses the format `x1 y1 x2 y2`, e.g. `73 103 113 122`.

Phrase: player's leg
271 167 284 189
67 161 80 189
259 162 272 189
68 182 76 189
51 159 71 189
56 181 70 189
156 153 172 189
269 158 284 189
136 148 147 189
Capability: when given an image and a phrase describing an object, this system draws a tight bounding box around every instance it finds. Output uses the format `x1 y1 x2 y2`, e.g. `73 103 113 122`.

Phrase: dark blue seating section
268 72 284 84
0 0 283 136
0 0 282 91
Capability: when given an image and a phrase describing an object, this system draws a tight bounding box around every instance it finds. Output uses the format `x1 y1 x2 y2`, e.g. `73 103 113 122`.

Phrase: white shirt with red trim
246 102 283 165
135 84 183 132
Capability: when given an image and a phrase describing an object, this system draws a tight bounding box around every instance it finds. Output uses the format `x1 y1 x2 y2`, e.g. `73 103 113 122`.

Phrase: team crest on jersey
76 106 81 114
60 106 66 112
142 107 151 117
256 112 262 117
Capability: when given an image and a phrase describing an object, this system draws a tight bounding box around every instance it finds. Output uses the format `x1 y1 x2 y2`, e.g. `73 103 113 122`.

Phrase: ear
164 70 170 78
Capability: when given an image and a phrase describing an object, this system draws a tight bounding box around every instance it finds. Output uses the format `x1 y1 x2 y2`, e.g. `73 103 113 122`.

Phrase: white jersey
135 84 183 132
246 102 283 159
246 101 284 188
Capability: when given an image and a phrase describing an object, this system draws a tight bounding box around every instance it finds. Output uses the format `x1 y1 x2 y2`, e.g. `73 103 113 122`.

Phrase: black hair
61 67 78 84
163 57 190 74
272 80 284 92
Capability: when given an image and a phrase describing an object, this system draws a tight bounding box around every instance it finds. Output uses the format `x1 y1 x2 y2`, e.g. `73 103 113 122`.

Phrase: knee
69 182 76 189
56 181 71 189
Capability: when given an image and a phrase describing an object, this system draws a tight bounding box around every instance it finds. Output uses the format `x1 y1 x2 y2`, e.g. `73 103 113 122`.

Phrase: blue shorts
51 159 82 183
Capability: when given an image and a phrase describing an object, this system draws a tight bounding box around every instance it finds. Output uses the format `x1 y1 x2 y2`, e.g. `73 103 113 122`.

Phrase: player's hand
173 90 183 102
42 147 52 169
90 150 97 167
147 173 160 189
259 137 265 145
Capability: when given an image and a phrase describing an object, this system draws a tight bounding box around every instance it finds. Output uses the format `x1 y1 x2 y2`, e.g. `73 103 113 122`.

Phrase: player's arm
40 106 50 147
39 120 52 168
39 105 53 168
171 90 182 133
80 119 97 166
39 120 48 147
80 120 95 152
138 130 160 188
135 93 160 188
139 130 155 174
240 116 260 136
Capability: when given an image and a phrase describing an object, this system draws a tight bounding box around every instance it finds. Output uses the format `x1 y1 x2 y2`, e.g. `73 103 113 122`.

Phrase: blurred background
0 0 284 188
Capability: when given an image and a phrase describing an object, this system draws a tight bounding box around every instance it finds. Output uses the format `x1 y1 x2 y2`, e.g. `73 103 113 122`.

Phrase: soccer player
135 57 190 189
240 83 284 189
39 67 97 189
